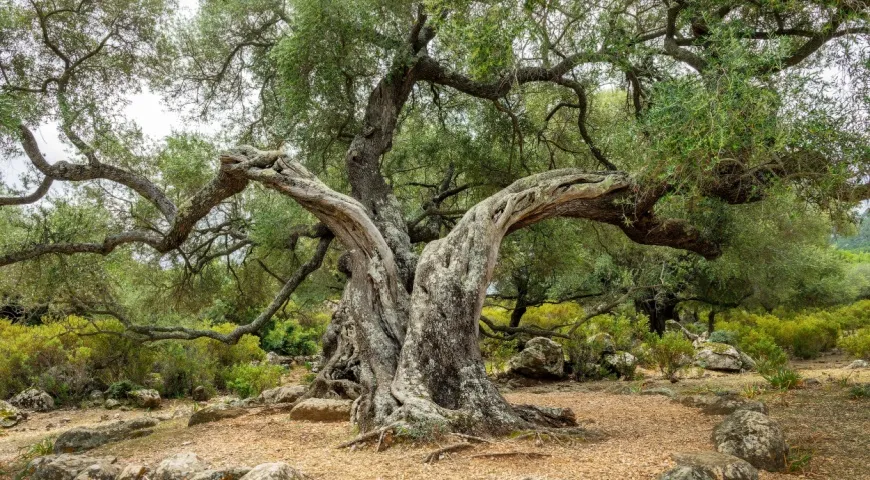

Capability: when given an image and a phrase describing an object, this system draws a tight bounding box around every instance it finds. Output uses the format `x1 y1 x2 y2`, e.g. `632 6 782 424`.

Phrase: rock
641 387 677 399
104 399 121 410
54 417 159 453
188 404 247 427
192 386 210 402
153 452 206 480
803 377 821 387
694 343 749 372
230 397 262 408
289 398 351 422
587 332 616 354
507 337 565 379
89 390 105 402
846 359 869 369
143 373 164 391
660 451 758 480
11 388 56 412
602 351 637 378
1 400 26 428
128 389 161 409
678 394 768 415
713 410 789 471
190 467 252 480
24 454 119 480
239 463 304 480
117 464 149 480
738 352 757 371
259 385 307 405
266 352 293 366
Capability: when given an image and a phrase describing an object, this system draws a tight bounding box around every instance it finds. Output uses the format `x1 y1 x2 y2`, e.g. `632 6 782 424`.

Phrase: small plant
762 368 802 390
787 447 814 473
646 332 695 382
741 384 764 400
301 372 317 385
849 383 870 399
223 363 284 399
18 437 54 461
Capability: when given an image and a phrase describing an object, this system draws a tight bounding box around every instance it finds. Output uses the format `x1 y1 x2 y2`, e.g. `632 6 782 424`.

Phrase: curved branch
0 176 54 206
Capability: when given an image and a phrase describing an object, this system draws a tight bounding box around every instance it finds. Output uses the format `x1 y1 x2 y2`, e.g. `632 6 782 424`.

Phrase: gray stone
266 352 293 366
89 390 105 402
507 337 565 379
190 467 252 480
289 398 351 422
239 463 304 480
192 386 210 402
259 385 307 404
846 359 869 369
188 404 247 427
1 399 26 428
694 343 749 372
24 454 119 480
678 394 767 416
54 417 158 453
641 387 677 399
713 410 789 472
153 452 206 480
803 378 821 387
117 464 149 480
11 388 56 412
104 399 121 410
602 351 637 378
128 389 161 409
659 451 758 480
72 461 122 480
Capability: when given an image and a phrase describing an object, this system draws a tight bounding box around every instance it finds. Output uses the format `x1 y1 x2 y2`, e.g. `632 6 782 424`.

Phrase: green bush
708 330 737 345
838 327 870 360
849 384 870 399
223 363 284 398
740 332 789 375
106 380 141 400
261 318 324 356
646 331 695 382
763 368 802 390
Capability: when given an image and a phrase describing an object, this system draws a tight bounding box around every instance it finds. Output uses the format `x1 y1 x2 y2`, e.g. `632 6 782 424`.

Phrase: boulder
602 351 637 378
192 386 210 402
1 399 26 428
128 389 161 409
153 452 206 480
104 399 121 410
713 410 789 471
289 398 351 422
11 388 56 412
507 337 565 379
54 417 158 453
259 385 307 404
24 454 120 480
117 464 149 480
660 452 758 480
266 352 293 366
587 332 616 354
190 467 252 480
239 463 304 480
846 359 869 369
188 404 247 427
678 394 767 416
694 343 752 372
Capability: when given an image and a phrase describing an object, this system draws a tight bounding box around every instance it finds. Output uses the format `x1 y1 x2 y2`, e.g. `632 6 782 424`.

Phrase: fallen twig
448 432 494 444
336 423 399 449
471 451 552 460
422 443 474 463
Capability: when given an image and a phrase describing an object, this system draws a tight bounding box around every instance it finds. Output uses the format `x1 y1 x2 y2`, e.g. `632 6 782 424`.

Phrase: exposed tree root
422 443 474 463
471 452 553 460
336 423 401 449
448 433 494 444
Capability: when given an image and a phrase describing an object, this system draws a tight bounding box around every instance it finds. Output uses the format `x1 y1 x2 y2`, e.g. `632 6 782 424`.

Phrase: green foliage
480 336 518 375
762 368 802 391
849 384 870 399
838 327 870 360
105 380 141 400
708 330 737 345
645 332 695 382
223 363 284 399
261 317 325 357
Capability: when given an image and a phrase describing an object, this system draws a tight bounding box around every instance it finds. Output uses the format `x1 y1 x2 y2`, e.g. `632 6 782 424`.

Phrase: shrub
763 368 802 390
646 331 695 382
223 363 284 398
838 327 870 360
740 332 789 375
106 380 141 400
261 318 323 356
849 384 870 399
708 330 737 345
480 336 518 375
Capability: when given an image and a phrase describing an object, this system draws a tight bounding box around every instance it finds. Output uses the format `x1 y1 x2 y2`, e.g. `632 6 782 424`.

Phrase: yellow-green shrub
223 363 284 398
839 327 870 359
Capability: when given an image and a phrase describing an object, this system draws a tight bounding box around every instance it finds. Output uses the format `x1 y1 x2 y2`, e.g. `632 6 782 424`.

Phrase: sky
2 0 202 189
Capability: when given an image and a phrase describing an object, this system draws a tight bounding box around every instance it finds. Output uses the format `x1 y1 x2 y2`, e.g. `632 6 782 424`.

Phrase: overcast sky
2 0 202 189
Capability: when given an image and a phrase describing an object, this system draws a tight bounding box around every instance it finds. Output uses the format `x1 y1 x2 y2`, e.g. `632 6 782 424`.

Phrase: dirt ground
1 354 868 480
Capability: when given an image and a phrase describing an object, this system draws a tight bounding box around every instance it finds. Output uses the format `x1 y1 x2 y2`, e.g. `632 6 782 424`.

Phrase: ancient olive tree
2 0 869 434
